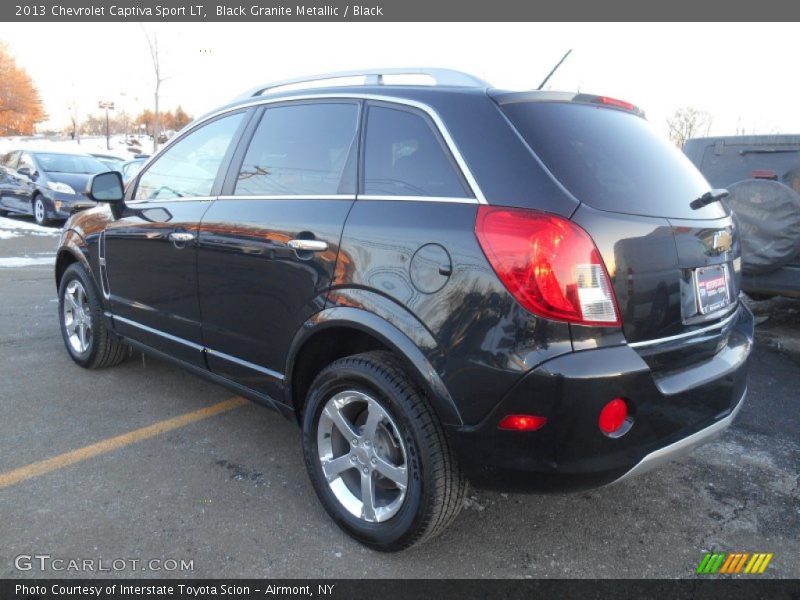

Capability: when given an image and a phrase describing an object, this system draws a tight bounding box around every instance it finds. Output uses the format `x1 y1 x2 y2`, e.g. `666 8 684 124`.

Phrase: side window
135 112 244 201
18 153 36 174
1 151 19 169
234 103 359 196
363 105 469 198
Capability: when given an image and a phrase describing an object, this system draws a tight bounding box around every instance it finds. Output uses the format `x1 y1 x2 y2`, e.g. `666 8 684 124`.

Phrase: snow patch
0 256 56 268
0 230 20 240
0 216 60 236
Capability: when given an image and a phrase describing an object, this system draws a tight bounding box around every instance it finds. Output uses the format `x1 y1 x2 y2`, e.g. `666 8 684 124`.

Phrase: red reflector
596 96 636 111
498 414 547 431
598 398 628 435
751 169 777 180
475 207 620 326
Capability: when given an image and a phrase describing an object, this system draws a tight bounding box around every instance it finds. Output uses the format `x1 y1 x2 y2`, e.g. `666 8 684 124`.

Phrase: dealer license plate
694 264 731 315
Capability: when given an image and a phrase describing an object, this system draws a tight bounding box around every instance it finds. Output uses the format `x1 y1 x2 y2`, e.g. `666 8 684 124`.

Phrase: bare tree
142 27 166 152
666 107 712 148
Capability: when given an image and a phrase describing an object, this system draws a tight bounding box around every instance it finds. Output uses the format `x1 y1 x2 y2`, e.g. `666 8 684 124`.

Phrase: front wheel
33 195 51 226
302 351 467 551
58 263 127 368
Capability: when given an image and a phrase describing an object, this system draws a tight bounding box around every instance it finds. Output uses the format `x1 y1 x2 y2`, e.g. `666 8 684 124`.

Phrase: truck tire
725 179 800 274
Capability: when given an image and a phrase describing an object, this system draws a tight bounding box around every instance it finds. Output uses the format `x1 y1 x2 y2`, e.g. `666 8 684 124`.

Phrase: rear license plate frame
693 263 731 315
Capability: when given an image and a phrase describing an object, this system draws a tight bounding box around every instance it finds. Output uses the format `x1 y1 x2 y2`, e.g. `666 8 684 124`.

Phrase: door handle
287 239 328 252
168 231 195 243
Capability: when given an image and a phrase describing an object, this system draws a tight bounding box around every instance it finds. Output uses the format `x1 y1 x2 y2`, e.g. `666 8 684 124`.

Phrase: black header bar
4 0 800 22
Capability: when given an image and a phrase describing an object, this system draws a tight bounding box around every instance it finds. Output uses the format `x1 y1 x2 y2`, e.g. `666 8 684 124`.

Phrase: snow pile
0 216 60 237
0 256 56 268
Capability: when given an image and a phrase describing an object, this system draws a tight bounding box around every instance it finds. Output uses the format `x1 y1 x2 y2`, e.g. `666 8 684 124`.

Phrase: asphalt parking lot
1 214 798 579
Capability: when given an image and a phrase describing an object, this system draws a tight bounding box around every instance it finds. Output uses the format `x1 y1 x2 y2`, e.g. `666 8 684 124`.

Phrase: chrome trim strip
126 195 216 205
113 315 204 351
358 195 478 204
214 194 477 205
216 194 355 201
611 387 746 485
113 315 285 381
179 93 487 205
628 308 739 349
206 348 284 381
237 68 490 99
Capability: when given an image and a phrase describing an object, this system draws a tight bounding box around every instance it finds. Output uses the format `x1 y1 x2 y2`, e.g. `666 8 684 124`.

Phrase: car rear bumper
446 304 754 492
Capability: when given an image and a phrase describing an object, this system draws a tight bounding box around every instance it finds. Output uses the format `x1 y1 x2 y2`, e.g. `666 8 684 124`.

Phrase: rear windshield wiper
690 189 729 210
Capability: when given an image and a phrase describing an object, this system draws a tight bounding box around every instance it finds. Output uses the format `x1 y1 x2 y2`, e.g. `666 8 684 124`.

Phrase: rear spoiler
489 89 645 118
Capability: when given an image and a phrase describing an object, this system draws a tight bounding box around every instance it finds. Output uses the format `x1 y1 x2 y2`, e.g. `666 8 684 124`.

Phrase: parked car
90 153 126 172
0 150 106 225
119 157 148 183
684 135 800 299
55 69 753 551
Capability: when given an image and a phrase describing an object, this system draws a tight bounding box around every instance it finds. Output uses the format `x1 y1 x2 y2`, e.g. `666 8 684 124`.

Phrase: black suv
55 69 754 551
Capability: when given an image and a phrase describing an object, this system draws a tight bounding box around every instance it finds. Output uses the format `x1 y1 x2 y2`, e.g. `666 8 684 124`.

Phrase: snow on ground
0 256 56 268
0 216 60 237
0 135 147 159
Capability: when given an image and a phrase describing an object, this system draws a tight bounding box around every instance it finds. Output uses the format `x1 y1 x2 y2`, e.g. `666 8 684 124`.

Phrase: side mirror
17 166 34 179
86 171 124 203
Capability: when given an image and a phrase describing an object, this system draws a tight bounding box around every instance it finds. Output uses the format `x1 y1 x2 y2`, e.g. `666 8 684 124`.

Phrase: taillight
498 414 547 431
475 206 620 326
598 398 630 436
596 96 637 111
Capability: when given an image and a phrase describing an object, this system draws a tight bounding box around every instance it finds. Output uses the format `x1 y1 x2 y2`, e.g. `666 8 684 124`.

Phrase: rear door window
700 143 800 188
362 105 469 198
501 102 717 219
234 102 359 196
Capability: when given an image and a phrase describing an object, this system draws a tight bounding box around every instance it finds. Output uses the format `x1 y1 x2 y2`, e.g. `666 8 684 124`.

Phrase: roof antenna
537 49 573 90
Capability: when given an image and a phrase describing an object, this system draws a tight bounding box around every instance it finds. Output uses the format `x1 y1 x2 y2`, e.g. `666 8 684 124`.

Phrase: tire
302 350 467 552
726 179 800 274
32 194 51 226
746 292 775 302
58 263 127 369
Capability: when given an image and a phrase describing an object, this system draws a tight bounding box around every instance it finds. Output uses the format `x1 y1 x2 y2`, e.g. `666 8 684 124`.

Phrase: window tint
235 103 358 196
135 112 244 201
501 102 713 219
363 106 468 198
36 153 106 174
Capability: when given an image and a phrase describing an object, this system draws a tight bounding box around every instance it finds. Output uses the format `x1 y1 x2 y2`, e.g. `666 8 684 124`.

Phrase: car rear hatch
493 94 743 361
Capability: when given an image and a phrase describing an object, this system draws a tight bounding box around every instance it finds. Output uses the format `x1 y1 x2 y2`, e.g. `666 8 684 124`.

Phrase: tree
666 107 712 148
141 28 165 152
0 43 45 135
171 105 192 130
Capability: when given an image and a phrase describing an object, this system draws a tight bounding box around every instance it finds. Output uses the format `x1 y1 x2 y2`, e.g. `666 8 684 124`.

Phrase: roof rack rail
235 68 491 100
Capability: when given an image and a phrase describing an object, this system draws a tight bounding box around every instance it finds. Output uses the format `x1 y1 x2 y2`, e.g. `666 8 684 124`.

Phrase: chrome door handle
168 232 195 243
288 239 328 252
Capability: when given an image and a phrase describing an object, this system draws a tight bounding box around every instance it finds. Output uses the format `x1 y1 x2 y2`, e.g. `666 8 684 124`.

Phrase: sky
2 22 799 138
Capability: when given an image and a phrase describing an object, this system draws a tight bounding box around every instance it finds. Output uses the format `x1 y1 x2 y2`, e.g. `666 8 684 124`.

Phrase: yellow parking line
0 397 248 490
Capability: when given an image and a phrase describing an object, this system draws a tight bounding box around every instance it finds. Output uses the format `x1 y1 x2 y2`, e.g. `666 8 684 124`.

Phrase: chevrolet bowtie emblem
712 230 732 254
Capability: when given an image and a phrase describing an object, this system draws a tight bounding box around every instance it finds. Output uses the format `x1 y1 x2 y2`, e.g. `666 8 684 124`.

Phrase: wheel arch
55 230 91 291
285 306 462 427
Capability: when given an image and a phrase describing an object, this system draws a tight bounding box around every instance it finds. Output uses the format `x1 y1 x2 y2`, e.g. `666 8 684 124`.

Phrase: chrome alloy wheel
317 390 409 523
34 197 45 223
63 279 92 353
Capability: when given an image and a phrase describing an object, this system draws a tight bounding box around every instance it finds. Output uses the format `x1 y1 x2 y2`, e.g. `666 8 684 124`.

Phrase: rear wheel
33 195 51 226
58 263 127 368
302 351 466 551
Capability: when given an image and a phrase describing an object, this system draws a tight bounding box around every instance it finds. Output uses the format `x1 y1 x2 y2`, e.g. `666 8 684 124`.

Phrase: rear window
699 144 800 189
501 102 718 219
